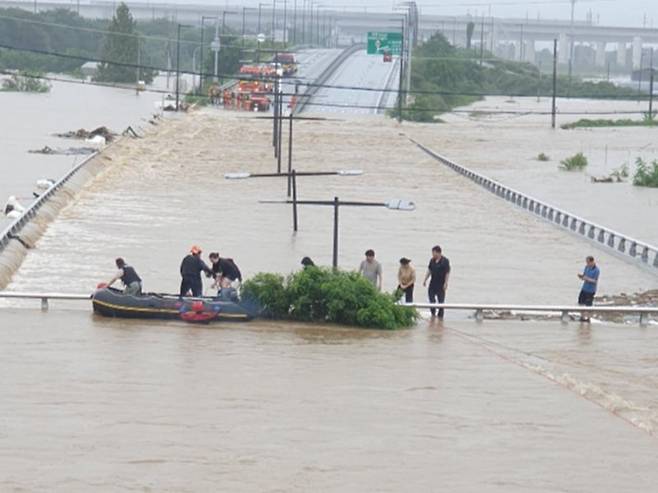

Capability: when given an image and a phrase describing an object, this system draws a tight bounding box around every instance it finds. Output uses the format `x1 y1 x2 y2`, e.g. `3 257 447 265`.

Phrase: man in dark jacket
209 252 243 289
180 245 213 297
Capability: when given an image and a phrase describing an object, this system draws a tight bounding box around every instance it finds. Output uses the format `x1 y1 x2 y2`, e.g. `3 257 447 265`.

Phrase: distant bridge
2 0 658 69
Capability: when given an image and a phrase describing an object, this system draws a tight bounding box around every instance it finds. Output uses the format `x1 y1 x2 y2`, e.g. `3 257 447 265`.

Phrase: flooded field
2 106 658 490
415 96 658 244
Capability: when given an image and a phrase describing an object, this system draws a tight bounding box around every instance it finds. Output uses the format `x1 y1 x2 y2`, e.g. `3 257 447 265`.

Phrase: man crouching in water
107 258 142 295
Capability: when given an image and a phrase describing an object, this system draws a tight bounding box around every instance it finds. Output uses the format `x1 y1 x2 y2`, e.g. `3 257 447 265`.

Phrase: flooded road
2 308 658 492
2 78 658 488
0 77 163 229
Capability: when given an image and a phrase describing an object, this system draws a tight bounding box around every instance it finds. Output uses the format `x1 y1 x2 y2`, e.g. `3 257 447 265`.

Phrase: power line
0 43 651 101
2 69 652 118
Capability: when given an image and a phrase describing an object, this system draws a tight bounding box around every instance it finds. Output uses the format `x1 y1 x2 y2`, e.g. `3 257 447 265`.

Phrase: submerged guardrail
407 302 658 326
0 291 90 310
0 151 98 256
1 292 655 326
412 140 658 271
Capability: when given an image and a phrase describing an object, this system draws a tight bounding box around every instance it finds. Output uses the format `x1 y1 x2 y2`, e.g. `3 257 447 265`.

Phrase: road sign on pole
367 31 402 55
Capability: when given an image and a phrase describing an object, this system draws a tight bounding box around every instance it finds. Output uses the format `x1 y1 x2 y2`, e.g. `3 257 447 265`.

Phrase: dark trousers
398 284 414 303
428 286 446 318
180 276 203 297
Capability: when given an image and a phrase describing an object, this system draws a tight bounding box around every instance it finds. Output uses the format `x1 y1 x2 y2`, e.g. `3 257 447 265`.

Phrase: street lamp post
225 169 364 234
200 15 218 93
260 197 415 267
175 23 192 112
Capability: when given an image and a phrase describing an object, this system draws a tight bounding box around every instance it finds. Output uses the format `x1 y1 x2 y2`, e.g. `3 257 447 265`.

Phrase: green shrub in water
633 158 658 188
242 267 419 330
537 153 550 162
240 273 289 319
559 152 588 171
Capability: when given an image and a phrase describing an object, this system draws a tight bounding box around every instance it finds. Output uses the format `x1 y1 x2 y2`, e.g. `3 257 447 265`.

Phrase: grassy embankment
394 33 640 122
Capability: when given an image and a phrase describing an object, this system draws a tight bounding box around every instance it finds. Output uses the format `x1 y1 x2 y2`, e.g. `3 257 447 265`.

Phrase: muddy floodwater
2 106 658 490
2 308 658 492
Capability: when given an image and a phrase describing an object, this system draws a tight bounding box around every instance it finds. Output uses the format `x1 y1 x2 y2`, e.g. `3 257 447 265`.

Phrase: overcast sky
215 0 657 28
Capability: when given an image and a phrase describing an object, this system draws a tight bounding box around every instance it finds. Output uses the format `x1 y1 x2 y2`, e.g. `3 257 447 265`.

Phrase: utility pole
301 0 306 44
552 38 558 129
650 48 655 119
175 24 182 111
292 0 297 44
309 1 314 46
258 3 263 35
568 0 576 88
272 0 277 44
241 7 246 48
479 15 485 66
398 21 405 123
283 0 287 47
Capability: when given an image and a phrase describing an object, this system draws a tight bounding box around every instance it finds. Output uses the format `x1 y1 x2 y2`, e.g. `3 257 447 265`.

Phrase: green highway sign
367 31 402 56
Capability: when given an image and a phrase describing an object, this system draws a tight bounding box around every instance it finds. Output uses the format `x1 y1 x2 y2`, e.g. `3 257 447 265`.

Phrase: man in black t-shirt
209 252 243 289
423 245 451 319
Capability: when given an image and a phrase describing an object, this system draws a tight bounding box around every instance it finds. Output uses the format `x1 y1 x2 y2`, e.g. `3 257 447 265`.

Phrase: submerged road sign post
367 31 403 55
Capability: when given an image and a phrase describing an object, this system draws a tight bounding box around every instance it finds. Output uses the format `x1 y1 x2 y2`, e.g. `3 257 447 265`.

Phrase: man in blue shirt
577 256 600 322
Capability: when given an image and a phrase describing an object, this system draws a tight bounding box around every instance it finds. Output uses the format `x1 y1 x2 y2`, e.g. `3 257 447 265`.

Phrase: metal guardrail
0 291 90 310
376 57 400 114
295 44 364 114
412 140 658 271
407 302 658 326
0 151 99 255
2 292 655 325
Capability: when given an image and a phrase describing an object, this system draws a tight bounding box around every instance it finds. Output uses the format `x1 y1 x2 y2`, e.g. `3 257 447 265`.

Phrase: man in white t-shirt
358 249 382 291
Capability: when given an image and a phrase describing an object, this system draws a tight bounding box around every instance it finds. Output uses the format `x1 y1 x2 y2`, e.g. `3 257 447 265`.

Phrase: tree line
0 3 244 84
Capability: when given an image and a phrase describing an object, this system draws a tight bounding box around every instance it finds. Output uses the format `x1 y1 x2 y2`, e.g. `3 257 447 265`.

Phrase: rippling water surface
2 65 658 491
2 309 658 492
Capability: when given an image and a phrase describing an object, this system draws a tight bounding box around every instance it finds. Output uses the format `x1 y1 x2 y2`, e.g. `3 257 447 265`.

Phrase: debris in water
28 146 97 155
53 126 116 142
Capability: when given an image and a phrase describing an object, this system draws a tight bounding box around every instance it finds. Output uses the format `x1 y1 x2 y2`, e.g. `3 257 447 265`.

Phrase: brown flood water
2 308 658 492
2 109 658 491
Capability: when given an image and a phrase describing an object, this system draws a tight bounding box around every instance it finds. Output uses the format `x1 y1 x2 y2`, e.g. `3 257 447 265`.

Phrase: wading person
423 245 451 318
397 257 416 303
301 256 315 269
180 246 213 297
358 249 382 291
107 258 142 296
577 256 600 322
209 253 243 290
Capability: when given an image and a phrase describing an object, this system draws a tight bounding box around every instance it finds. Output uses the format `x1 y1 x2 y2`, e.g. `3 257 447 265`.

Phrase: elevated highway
3 0 657 70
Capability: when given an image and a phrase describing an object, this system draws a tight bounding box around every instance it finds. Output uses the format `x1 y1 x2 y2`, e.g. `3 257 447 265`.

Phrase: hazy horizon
136 0 657 28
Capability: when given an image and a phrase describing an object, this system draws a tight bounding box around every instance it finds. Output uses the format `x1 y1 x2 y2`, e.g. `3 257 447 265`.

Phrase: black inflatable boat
92 287 257 322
